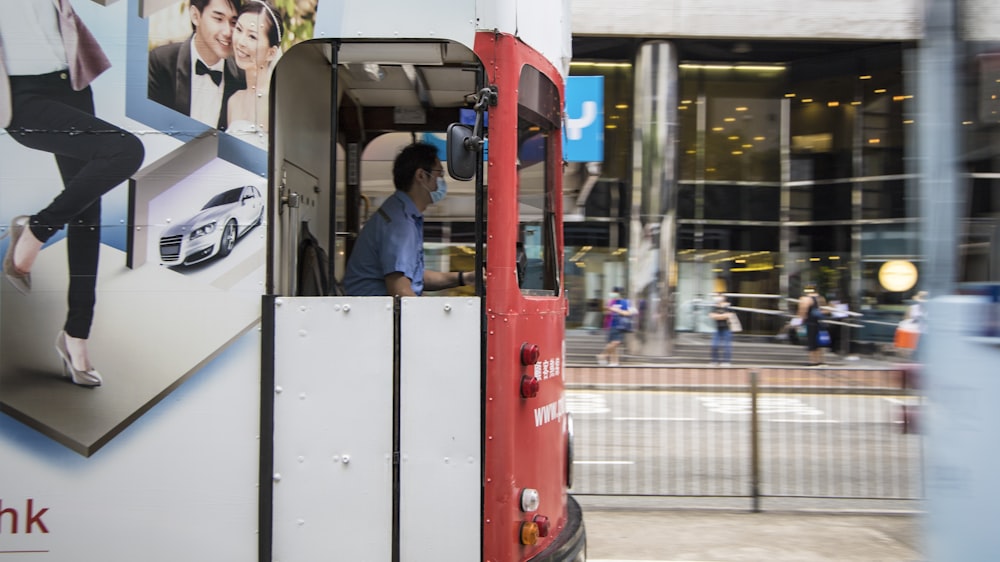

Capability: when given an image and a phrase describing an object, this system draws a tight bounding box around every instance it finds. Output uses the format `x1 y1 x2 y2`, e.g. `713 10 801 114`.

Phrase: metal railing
567 366 922 510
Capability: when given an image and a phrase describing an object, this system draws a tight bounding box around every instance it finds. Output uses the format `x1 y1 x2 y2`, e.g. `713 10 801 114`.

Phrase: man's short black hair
190 0 241 30
393 142 440 192
191 0 241 12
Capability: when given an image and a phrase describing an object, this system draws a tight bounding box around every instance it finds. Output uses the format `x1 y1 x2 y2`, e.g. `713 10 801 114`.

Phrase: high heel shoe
54 331 102 387
1 215 32 295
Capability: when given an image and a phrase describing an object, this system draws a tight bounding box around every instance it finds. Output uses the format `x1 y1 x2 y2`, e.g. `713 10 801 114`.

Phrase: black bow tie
195 60 223 86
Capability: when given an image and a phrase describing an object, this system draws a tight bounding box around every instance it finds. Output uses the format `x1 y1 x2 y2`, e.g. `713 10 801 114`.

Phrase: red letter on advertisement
26 499 49 534
0 500 18 534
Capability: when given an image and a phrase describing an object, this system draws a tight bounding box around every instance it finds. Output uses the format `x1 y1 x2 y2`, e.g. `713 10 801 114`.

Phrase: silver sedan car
159 185 264 266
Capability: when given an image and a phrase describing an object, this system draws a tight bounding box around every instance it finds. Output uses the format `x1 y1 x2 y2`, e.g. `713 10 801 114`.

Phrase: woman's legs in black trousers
7 72 144 339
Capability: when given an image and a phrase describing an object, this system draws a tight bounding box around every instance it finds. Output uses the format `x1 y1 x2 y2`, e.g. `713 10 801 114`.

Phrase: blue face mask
430 176 447 204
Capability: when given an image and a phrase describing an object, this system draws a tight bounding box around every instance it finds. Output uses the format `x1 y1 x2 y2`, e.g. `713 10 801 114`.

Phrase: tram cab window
517 66 561 296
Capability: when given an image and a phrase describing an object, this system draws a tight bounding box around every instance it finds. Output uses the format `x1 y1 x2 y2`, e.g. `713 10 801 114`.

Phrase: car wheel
218 220 237 258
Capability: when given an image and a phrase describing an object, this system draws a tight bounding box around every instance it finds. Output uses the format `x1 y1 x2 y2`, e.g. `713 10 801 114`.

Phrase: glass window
862 178 907 219
703 184 779 221
789 183 852 221
518 66 561 295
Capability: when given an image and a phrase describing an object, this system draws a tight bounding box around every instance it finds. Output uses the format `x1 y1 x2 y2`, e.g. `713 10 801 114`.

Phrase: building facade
564 0 1000 353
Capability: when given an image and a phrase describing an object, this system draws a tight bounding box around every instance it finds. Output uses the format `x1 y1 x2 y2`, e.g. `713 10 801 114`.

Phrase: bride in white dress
226 0 283 148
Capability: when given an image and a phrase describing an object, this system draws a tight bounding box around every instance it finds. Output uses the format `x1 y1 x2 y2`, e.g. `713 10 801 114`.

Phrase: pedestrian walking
597 286 635 366
708 294 734 366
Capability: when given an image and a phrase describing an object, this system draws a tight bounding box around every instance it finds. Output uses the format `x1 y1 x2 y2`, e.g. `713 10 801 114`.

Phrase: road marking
566 392 611 414
698 396 824 416
613 417 698 422
573 460 635 465
766 419 840 423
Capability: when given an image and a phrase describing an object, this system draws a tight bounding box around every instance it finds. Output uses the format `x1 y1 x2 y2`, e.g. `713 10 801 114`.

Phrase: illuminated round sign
878 260 918 292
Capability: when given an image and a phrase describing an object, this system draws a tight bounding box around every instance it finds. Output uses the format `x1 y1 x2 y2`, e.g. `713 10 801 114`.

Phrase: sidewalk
581 503 923 562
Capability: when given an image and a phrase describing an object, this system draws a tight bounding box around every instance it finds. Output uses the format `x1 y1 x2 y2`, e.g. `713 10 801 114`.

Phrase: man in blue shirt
343 142 473 296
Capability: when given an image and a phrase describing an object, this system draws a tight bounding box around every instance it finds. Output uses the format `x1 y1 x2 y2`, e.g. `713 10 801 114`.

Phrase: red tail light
520 375 539 398
520 342 540 366
533 515 551 537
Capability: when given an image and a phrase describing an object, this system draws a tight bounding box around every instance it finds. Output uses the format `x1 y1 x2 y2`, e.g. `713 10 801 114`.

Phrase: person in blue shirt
597 287 636 366
343 142 473 296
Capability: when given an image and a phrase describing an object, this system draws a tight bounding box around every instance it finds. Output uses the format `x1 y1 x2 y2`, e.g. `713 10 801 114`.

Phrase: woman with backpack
797 285 828 366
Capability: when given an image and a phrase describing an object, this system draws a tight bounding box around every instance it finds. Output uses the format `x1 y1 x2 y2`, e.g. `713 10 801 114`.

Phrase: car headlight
189 222 217 240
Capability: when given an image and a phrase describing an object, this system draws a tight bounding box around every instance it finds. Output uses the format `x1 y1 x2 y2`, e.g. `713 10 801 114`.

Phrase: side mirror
446 123 477 181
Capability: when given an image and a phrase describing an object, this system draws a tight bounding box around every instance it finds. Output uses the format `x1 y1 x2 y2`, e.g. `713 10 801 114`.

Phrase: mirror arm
465 86 498 151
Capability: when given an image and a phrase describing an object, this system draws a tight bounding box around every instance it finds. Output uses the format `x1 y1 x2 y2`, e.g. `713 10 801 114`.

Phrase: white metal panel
315 0 476 51
399 297 482 562
272 297 395 562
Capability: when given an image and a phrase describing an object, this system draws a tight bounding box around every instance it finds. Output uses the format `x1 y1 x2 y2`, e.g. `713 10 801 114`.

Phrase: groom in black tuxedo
148 0 245 129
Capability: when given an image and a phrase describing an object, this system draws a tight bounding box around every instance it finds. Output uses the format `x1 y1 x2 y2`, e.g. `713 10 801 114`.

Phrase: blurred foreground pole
916 0 961 297
916 4 1000 561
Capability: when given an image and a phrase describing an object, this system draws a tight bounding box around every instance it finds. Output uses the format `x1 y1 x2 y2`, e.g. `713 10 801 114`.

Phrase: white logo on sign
698 396 824 416
566 101 598 141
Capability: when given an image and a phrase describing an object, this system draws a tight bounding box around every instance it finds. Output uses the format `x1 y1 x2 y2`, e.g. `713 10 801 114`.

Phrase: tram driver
343 142 475 297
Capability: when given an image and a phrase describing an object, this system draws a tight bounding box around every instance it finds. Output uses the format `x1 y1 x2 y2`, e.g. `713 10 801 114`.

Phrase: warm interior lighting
724 117 736 122
827 101 840 107
860 75 872 80
850 101 862 106
784 93 796 98
868 138 881 144
753 136 765 141
904 119 915 124
892 95 913 101
570 61 632 68
679 63 786 71
731 150 743 155
742 144 753 148
801 98 814 103
735 106 748 111
681 100 693 104
605 124 618 129
615 103 629 109
712 127 724 132
874 88 887 94
728 135 740 140
809 257 820 262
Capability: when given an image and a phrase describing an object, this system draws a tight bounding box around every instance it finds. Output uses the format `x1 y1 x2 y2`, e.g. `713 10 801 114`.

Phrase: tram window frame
516 65 561 297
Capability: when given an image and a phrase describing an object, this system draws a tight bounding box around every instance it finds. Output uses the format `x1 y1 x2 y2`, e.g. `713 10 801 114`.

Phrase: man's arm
384 272 417 297
422 270 466 292
797 296 810 320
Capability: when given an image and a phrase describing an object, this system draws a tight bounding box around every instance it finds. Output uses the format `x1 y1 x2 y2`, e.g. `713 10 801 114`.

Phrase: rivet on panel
341 455 351 464
275 298 284 306
443 457 450 464
299 393 306 400
297 519 305 526
275 386 283 394
273 473 281 482
444 304 452 312
297 456 305 463
298 329 307 337
343 304 351 312
299 305 307 312
334 304 341 311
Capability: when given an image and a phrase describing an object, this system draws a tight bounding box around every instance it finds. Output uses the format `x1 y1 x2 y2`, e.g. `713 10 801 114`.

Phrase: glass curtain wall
569 44 922 341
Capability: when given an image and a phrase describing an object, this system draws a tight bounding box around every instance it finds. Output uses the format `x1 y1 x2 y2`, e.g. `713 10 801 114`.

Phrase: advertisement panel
0 0 315 557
